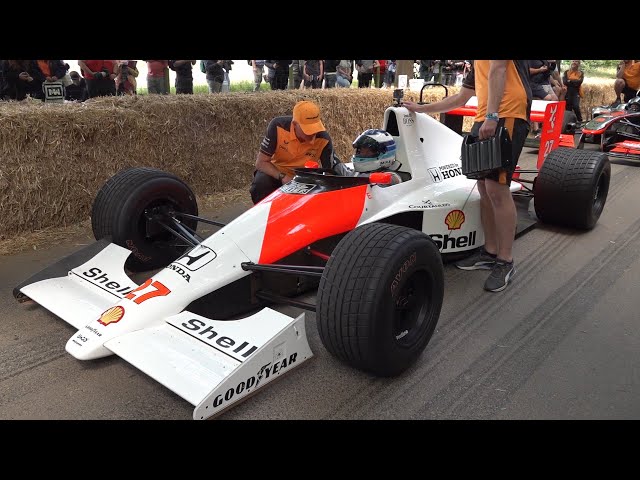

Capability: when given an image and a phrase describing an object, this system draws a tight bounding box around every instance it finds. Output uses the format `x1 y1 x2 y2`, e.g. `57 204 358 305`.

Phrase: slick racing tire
91 167 198 272
534 147 610 230
316 223 444 377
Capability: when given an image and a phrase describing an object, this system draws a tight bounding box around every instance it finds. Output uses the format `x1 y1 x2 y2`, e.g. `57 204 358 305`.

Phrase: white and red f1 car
14 93 611 420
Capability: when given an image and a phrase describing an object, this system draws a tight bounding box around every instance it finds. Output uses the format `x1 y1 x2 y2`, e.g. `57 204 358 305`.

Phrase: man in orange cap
250 100 335 204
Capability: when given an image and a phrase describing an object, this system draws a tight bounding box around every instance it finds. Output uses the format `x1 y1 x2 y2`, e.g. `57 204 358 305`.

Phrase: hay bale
580 82 615 118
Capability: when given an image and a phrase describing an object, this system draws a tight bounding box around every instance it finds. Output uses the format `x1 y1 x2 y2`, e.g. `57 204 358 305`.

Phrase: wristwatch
485 112 499 122
278 172 286 181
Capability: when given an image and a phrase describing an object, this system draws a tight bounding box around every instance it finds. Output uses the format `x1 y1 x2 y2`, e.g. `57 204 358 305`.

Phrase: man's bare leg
483 178 517 262
477 179 497 254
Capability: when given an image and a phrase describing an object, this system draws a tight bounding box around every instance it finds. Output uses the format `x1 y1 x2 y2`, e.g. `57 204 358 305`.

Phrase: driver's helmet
351 129 396 172
626 96 640 112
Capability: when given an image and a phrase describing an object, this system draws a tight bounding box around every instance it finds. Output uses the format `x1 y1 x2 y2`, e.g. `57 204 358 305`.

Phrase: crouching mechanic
250 100 334 204
340 129 404 185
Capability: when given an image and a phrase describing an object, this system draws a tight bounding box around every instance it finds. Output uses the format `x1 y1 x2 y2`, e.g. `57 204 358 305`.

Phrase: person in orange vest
613 60 640 105
249 100 334 204
562 60 585 122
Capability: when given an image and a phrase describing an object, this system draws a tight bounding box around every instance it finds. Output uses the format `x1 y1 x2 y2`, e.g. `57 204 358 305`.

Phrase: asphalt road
1 143 640 421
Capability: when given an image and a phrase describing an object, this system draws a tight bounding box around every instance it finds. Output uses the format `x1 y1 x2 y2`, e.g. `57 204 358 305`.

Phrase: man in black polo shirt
265 60 291 90
323 60 339 88
169 60 196 94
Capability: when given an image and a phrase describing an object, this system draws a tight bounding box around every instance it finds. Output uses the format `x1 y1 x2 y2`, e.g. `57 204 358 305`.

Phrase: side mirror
368 172 392 185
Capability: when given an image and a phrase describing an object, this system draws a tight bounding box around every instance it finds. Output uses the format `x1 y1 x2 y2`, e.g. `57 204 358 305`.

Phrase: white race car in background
14 94 611 420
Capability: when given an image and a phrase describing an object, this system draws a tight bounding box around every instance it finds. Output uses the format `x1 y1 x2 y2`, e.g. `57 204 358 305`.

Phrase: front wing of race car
108 309 311 420
15 238 313 420
578 111 640 160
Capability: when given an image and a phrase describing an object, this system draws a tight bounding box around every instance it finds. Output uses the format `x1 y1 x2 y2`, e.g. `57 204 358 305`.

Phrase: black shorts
530 83 550 99
470 117 530 186
249 170 282 204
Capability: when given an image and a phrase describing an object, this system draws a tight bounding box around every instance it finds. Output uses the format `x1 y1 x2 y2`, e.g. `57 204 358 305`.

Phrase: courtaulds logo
445 209 465 230
98 306 125 326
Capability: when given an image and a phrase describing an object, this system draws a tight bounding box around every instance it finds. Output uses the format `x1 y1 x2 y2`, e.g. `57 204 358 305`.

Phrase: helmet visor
353 134 382 156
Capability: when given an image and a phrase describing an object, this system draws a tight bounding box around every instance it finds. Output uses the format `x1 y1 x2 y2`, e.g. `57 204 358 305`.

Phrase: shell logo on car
98 306 125 326
445 209 465 230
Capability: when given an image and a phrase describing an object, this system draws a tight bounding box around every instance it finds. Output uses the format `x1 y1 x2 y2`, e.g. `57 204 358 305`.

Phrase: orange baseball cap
293 100 325 135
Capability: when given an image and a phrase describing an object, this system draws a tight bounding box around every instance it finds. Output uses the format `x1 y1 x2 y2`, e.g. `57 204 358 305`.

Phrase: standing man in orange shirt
402 60 532 292
613 60 640 105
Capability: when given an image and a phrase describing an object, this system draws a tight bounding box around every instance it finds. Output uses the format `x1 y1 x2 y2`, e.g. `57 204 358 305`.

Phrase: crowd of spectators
1 60 637 113
415 60 471 86
0 59 227 102
0 59 403 101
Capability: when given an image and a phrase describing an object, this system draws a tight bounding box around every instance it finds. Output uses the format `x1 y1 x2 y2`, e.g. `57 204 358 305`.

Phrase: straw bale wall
0 81 615 240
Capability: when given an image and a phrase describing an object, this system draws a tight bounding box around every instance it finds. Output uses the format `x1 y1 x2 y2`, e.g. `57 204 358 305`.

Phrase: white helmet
351 129 397 172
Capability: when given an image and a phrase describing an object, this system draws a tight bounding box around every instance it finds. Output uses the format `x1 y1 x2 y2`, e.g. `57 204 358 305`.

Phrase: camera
120 63 129 83
94 69 110 80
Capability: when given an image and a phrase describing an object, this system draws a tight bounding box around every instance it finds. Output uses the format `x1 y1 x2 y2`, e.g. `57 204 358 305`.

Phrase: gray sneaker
455 248 497 270
484 260 516 292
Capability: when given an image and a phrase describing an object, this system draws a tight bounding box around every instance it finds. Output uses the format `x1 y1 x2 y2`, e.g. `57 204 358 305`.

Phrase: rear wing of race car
443 96 569 168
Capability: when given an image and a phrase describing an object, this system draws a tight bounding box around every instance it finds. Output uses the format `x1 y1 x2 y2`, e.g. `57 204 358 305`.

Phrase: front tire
91 167 198 272
534 147 610 230
316 223 444 377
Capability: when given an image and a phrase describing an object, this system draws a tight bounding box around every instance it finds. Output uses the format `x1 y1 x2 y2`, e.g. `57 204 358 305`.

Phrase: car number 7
124 278 171 304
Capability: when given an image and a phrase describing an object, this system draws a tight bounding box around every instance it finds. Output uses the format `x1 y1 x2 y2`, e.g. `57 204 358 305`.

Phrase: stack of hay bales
0 83 618 240
579 81 616 117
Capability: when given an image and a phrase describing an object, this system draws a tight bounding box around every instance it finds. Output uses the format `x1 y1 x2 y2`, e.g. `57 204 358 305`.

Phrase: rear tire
534 147 610 230
91 167 198 272
316 223 444 377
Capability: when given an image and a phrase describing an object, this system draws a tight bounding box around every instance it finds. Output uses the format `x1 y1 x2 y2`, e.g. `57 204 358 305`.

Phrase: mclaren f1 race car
13 92 611 420
576 96 640 159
